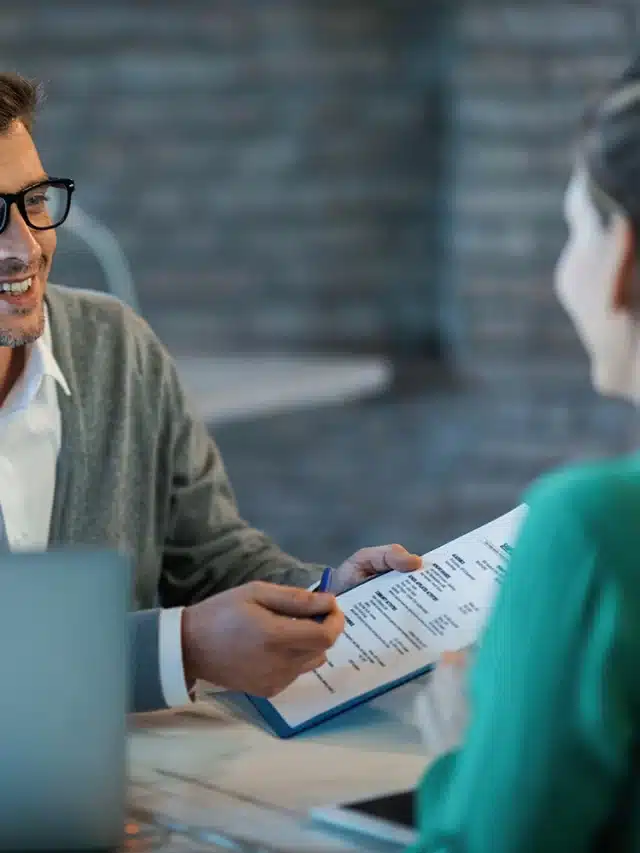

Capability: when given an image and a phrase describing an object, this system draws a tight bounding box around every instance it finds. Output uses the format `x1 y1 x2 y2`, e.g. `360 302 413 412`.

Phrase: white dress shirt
0 312 191 707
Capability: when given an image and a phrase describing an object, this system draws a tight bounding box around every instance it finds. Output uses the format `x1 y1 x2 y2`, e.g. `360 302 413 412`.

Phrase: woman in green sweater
411 57 640 852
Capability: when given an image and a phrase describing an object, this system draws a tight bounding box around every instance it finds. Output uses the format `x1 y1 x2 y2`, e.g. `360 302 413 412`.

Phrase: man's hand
331 544 422 595
181 581 345 697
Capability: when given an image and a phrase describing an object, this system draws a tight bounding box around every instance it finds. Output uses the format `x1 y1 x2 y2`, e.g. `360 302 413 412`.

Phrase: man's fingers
252 581 336 618
384 544 422 572
260 652 329 696
315 606 345 645
354 544 422 574
298 653 328 674
266 605 345 652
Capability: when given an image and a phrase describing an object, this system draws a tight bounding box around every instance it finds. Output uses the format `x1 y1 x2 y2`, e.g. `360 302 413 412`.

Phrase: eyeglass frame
0 177 75 235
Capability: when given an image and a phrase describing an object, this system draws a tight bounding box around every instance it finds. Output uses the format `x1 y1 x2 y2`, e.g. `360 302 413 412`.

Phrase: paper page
267 505 527 729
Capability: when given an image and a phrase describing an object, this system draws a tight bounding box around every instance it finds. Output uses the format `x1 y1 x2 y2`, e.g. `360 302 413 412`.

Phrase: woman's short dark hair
583 56 640 227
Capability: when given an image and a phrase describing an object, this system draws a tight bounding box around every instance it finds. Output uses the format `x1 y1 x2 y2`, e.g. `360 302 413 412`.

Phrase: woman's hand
414 646 474 756
441 649 472 668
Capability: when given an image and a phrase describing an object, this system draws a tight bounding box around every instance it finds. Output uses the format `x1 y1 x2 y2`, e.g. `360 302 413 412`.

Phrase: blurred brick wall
211 3 640 564
449 3 639 374
0 0 446 354
0 1 638 364
1 2 639 561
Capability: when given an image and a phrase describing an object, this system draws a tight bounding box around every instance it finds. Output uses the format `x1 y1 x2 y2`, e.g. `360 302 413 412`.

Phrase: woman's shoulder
526 451 640 503
523 452 640 557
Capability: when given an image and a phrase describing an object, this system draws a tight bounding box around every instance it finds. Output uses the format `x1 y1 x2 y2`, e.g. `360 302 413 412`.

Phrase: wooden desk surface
127 674 433 852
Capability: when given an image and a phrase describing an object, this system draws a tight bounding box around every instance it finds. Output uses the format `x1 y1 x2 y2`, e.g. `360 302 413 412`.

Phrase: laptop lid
0 549 130 851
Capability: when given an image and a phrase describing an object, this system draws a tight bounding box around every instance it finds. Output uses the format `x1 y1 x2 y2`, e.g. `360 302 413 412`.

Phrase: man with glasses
0 73 422 711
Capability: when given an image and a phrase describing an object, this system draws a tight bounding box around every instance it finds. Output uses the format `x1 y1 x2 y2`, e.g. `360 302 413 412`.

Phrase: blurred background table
173 354 391 426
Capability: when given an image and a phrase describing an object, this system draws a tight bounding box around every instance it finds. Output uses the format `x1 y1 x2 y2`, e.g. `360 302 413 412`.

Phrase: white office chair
59 204 141 314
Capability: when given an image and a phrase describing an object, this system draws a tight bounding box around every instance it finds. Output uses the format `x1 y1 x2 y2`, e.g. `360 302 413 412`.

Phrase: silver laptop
0 549 130 851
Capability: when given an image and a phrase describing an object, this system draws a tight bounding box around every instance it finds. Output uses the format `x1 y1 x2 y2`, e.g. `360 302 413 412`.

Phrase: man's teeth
0 278 32 294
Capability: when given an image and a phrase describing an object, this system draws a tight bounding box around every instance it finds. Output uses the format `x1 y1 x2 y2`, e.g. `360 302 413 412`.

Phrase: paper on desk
268 505 527 729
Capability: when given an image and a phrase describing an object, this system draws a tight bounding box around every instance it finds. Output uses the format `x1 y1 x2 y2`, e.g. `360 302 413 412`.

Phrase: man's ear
612 218 637 312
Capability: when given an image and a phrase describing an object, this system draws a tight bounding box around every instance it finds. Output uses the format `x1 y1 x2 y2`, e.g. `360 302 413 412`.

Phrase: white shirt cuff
158 607 193 708
160 581 321 707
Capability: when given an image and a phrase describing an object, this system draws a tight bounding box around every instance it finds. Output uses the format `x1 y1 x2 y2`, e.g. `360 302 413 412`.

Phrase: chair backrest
58 204 141 313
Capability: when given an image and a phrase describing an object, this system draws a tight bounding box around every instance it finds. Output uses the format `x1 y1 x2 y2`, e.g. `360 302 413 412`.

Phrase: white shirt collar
39 306 70 397
2 306 70 414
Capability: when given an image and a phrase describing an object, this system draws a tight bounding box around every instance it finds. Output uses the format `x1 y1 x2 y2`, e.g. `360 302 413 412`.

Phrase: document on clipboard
248 505 527 737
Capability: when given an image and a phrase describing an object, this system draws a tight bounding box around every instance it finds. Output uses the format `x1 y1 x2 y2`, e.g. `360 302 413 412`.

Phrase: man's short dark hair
0 73 41 135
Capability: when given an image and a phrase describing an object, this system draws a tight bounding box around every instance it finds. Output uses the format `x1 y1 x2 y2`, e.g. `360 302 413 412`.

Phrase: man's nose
0 204 42 268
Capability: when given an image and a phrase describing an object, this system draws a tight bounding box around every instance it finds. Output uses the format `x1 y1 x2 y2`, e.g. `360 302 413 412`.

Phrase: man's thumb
253 582 335 617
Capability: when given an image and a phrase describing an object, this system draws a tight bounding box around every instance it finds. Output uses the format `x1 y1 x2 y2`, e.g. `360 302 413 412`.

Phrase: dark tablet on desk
310 789 417 847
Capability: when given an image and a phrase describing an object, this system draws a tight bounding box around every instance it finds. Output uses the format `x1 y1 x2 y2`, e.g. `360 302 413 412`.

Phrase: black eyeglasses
0 177 75 235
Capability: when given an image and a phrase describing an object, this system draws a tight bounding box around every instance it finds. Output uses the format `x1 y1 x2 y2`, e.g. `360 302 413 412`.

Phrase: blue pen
317 567 332 592
314 567 333 622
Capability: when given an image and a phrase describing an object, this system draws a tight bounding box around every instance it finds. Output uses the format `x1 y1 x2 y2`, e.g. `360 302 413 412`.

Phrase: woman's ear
612 219 637 312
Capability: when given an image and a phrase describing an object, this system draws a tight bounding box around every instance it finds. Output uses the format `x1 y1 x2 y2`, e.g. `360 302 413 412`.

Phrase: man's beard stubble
0 302 45 348
0 254 48 348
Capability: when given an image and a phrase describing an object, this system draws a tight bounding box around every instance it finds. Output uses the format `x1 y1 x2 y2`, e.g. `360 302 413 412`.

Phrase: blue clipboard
244 570 436 738
246 661 435 738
